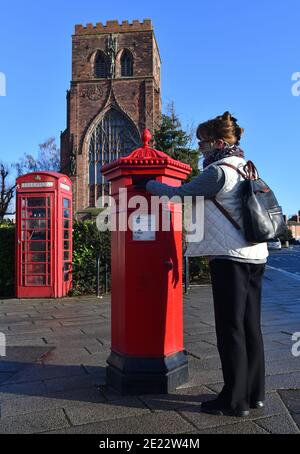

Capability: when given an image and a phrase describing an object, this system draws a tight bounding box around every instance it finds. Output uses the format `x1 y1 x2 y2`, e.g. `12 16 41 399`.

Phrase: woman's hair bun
223 111 231 119
222 111 238 123
197 111 244 146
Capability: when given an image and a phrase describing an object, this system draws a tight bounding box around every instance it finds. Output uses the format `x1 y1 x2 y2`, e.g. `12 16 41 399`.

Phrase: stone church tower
61 19 162 215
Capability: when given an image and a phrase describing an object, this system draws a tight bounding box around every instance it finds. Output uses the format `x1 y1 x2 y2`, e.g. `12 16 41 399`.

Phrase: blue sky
0 0 299 216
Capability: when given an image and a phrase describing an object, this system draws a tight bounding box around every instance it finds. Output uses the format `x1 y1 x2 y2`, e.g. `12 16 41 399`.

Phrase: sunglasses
198 139 213 147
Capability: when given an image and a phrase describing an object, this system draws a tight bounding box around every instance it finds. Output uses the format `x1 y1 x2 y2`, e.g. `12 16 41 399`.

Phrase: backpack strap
210 197 242 231
209 160 260 231
217 162 248 180
208 161 250 231
245 160 259 180
216 160 259 181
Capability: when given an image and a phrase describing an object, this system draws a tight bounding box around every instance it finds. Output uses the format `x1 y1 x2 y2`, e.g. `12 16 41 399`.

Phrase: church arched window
88 108 140 207
95 52 108 78
121 50 134 77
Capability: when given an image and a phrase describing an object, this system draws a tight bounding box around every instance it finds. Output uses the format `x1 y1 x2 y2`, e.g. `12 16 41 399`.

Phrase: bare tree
16 138 60 176
0 162 16 221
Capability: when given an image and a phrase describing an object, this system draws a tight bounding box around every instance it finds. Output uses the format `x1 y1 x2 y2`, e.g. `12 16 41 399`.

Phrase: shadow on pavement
0 347 218 413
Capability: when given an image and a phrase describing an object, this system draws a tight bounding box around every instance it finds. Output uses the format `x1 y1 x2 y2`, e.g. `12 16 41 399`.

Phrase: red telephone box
15 172 73 299
102 130 192 395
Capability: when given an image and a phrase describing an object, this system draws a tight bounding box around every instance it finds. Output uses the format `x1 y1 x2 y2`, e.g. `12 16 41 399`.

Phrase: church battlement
74 19 153 35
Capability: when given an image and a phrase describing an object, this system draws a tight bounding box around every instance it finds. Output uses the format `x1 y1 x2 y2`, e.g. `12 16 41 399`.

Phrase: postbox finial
142 129 152 148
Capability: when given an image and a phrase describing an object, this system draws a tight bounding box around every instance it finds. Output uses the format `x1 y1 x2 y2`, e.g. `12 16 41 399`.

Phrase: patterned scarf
203 144 245 169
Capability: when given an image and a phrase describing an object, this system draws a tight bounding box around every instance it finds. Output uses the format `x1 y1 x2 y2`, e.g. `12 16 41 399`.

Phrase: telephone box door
61 197 73 297
18 194 54 298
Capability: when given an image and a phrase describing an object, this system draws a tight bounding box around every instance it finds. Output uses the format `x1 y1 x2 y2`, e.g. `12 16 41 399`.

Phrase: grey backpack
211 161 286 244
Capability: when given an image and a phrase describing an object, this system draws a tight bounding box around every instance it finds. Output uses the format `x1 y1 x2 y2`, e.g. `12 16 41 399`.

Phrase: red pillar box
15 172 73 299
102 130 192 395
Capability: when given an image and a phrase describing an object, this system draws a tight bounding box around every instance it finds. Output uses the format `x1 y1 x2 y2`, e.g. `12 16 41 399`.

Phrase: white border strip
0 333 6 357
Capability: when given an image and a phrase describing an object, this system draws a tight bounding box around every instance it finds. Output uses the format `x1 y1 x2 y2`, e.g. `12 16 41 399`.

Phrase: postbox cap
102 129 192 174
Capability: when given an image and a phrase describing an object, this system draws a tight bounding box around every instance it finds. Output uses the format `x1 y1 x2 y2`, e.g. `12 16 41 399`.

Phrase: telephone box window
29 242 47 252
26 264 47 274
30 231 47 241
27 208 47 219
28 198 46 208
27 220 47 229
31 253 47 263
26 276 46 286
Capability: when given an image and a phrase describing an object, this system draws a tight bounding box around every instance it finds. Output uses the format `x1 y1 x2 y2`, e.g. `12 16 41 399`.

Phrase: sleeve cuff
146 180 156 193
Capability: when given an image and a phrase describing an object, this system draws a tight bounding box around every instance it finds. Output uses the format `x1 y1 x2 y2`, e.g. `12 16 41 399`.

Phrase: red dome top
102 129 192 172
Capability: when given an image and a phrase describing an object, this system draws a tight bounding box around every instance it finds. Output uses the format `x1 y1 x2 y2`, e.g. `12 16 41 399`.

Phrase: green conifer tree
154 103 201 182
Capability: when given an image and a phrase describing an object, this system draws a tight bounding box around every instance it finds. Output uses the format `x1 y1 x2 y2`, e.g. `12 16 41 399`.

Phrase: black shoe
250 401 265 409
201 399 250 418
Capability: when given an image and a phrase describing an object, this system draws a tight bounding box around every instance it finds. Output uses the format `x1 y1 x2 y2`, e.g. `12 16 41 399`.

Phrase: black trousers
209 259 266 411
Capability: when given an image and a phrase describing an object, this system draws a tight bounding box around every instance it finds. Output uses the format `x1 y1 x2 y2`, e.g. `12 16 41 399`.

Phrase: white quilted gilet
185 156 269 260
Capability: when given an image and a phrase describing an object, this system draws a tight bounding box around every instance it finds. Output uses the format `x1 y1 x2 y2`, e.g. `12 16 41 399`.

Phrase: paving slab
254 414 300 434
0 408 71 434
2 363 88 385
0 386 106 418
265 372 300 392
191 421 268 434
0 372 14 384
0 380 48 401
44 371 106 394
139 385 216 412
278 390 300 413
206 372 300 395
43 411 195 435
188 356 222 371
266 359 300 376
291 413 300 430
64 397 150 426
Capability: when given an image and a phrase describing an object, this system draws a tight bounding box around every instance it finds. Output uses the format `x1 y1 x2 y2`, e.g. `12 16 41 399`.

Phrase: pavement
0 267 300 434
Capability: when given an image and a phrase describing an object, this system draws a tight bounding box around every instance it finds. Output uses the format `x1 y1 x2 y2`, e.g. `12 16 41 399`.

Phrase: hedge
188 257 211 285
0 224 15 298
71 221 111 296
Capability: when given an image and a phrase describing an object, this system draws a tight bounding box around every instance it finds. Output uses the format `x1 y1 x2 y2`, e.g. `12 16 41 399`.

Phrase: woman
140 112 268 418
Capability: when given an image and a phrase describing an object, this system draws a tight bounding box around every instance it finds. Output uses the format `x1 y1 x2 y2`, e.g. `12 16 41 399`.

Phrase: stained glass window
88 108 140 207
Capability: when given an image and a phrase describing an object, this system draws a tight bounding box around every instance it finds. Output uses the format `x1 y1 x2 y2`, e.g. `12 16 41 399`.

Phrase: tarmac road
267 245 300 277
